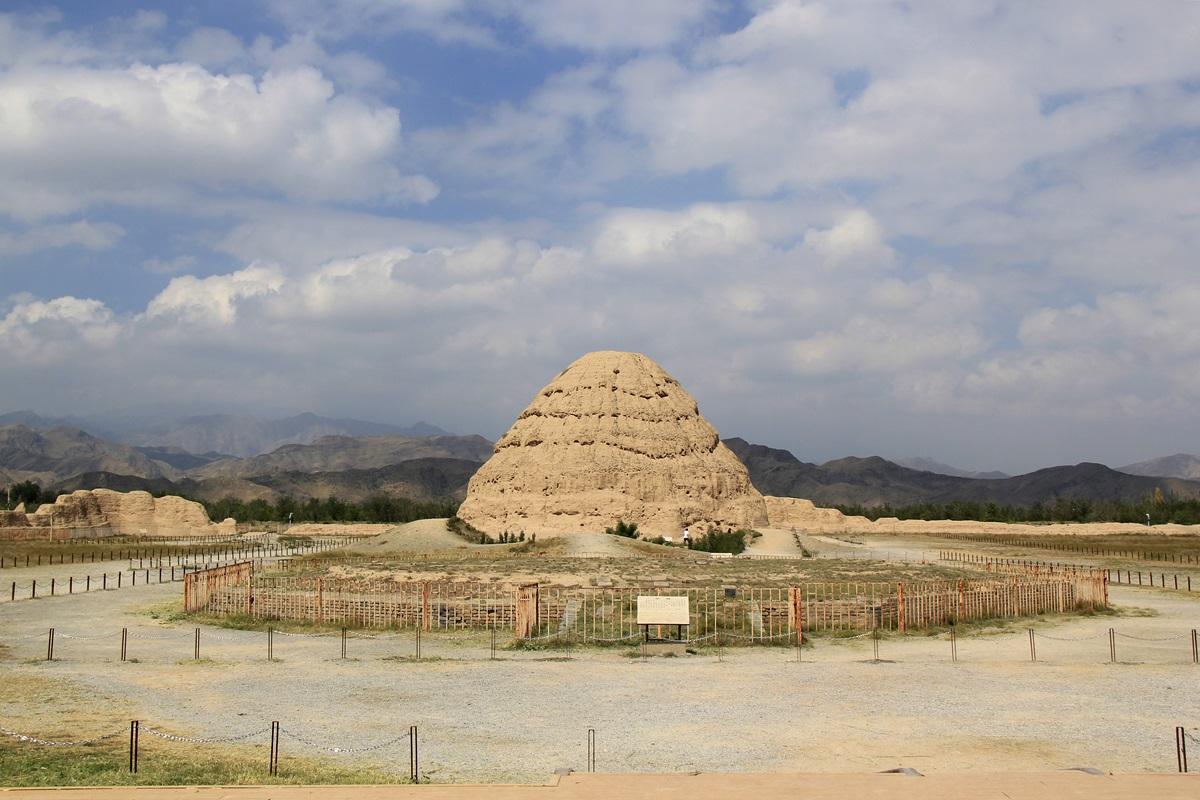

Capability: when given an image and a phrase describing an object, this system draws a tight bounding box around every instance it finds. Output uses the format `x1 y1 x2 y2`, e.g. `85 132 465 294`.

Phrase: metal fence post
128 720 140 773
268 627 274 661
46 627 55 661
1028 629 1036 662
1109 628 1117 663
269 721 280 776
1177 726 1189 773
121 627 128 662
950 625 958 663
195 627 201 661
341 627 347 660
587 728 596 772
409 725 419 783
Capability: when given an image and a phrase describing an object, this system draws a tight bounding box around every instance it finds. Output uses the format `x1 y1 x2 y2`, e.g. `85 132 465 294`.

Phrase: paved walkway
1 772 1198 799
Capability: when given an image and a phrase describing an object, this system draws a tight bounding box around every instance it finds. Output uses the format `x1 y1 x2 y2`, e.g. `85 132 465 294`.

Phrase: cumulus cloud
146 265 285 326
801 210 894 270
0 61 432 220
6 3 1200 471
592 204 760 266
0 296 120 361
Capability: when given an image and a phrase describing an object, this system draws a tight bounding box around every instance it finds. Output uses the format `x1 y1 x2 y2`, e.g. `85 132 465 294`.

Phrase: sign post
636 596 690 655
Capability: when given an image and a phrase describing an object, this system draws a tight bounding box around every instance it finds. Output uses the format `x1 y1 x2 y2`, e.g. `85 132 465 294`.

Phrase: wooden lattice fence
186 565 1107 642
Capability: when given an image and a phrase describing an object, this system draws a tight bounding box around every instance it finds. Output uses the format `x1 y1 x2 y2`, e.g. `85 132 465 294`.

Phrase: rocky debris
3 489 222 536
457 351 769 538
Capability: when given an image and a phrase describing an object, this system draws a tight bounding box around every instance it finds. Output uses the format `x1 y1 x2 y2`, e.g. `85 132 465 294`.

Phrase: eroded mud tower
457 350 768 537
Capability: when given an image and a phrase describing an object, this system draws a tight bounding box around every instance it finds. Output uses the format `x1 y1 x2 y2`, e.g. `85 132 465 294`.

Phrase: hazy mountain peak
132 413 454 457
1118 453 1200 480
895 456 1010 480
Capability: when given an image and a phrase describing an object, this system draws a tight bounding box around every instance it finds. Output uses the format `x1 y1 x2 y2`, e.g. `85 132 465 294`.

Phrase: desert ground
2 524 1198 784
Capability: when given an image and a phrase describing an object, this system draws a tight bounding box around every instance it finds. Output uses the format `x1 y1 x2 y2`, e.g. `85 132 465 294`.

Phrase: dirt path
1 772 1197 799
744 528 803 556
3 577 1199 782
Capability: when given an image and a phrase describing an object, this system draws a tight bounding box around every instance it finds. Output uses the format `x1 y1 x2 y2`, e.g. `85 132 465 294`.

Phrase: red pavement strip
1 772 1198 800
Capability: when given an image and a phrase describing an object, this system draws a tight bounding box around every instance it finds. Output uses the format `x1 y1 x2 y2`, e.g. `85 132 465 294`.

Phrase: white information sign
637 595 690 625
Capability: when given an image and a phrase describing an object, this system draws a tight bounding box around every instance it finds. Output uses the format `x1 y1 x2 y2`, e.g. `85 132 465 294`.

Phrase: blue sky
2 1 1200 473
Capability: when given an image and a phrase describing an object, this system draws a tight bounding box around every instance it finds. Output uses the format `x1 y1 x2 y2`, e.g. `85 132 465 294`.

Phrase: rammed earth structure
457 351 769 538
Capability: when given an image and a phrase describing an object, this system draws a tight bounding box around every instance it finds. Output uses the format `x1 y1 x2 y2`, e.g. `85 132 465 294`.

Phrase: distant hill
724 437 1200 507
191 434 493 479
53 471 284 504
243 458 482 502
0 410 119 440
1118 454 1200 481
51 457 480 504
130 413 453 457
134 446 229 471
0 425 176 486
894 456 1009 480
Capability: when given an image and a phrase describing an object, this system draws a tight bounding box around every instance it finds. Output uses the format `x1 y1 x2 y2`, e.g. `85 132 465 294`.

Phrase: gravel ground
2 576 1199 783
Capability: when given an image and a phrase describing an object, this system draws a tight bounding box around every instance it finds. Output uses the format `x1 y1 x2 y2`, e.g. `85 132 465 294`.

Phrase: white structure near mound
457 351 769 538
0 489 233 537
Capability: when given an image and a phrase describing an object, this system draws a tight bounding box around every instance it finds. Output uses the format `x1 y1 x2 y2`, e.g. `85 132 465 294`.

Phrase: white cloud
146 265 285 326
592 203 760 266
0 61 432 220
791 317 986 376
142 255 197 275
263 0 494 46
801 210 895 270
0 296 120 361
515 0 715 51
0 221 123 256
175 27 245 68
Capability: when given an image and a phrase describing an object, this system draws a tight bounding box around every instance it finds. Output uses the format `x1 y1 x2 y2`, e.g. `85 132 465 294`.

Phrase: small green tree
605 520 639 538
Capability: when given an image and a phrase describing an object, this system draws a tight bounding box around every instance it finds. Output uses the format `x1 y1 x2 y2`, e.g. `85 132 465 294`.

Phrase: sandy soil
2 571 1198 783
743 528 803 556
4 772 1199 799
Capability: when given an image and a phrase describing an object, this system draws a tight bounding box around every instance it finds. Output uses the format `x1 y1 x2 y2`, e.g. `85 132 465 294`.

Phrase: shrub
604 520 639 538
447 516 496 544
689 527 751 555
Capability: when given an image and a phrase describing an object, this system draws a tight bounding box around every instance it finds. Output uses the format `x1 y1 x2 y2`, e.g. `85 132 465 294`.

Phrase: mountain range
723 438 1200 508
0 424 489 504
2 415 1199 510
892 457 1009 480
1117 454 1200 481
0 410 451 458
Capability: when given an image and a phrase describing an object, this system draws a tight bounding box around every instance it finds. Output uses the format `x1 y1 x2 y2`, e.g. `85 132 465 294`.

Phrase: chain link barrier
1 726 122 746
280 727 411 754
1030 630 1108 642
141 725 270 744
1115 632 1188 642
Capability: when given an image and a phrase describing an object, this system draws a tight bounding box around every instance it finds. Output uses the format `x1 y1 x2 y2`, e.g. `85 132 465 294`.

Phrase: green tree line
834 492 1200 525
203 495 460 524
1 481 458 524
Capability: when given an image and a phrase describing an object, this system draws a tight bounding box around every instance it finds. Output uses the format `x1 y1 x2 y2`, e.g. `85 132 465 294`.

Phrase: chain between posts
0 727 122 746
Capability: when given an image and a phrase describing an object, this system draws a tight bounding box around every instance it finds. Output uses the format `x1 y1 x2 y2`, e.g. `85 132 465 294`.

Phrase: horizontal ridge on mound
457 351 768 537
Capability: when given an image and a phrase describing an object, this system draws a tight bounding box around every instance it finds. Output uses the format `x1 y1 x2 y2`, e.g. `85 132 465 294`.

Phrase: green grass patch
0 737 403 786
